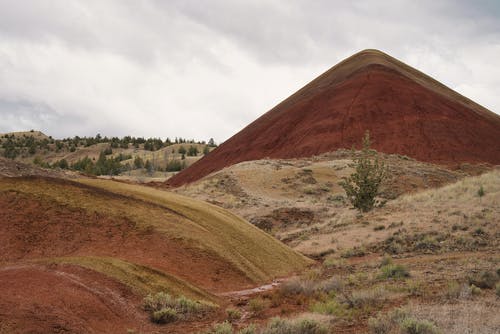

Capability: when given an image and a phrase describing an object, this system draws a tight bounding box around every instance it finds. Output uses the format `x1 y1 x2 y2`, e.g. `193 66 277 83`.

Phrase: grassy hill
0 176 310 287
0 174 310 332
0 131 215 179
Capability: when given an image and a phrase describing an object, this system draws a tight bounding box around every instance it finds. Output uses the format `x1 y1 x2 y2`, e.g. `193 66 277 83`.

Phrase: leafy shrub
379 264 410 279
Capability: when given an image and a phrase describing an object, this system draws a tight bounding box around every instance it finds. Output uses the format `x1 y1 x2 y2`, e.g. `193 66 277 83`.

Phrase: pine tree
339 131 386 212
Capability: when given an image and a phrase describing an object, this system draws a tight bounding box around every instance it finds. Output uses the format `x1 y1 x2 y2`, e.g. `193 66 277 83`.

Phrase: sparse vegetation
379 264 410 279
368 308 441 334
226 308 242 322
467 270 499 289
248 297 269 315
144 292 211 324
203 318 328 334
341 246 366 258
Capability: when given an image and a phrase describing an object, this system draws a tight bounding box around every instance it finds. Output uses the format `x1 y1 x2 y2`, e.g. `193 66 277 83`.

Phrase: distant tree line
1 132 217 159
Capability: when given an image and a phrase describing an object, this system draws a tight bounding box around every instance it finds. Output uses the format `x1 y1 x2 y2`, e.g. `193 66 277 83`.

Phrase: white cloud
0 0 498 142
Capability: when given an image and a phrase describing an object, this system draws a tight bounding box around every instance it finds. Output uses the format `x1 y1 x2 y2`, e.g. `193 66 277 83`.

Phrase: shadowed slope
168 49 500 187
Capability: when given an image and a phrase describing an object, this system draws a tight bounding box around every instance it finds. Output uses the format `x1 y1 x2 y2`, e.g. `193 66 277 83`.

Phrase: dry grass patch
37 256 216 303
77 178 311 282
0 177 310 284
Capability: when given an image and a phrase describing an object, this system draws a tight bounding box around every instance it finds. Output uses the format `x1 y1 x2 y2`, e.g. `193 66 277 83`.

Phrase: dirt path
217 279 286 298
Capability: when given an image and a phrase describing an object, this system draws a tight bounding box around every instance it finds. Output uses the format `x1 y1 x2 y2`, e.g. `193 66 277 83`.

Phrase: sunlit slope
0 177 310 288
33 256 216 303
77 178 312 280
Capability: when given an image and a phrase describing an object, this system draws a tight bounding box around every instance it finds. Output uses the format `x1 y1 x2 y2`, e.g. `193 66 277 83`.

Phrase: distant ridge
168 49 500 187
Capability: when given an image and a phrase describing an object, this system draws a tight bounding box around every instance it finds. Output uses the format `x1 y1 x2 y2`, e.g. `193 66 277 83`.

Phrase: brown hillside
168 49 500 187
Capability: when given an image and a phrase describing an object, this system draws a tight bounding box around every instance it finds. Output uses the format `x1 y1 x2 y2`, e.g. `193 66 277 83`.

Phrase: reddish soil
0 186 252 293
0 264 150 334
168 50 500 187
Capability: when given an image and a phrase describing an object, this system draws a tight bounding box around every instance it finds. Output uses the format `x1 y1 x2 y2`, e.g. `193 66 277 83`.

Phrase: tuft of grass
203 321 233 334
237 325 257 334
322 256 346 269
379 264 410 279
226 308 242 322
400 318 441 334
342 286 388 309
248 297 269 315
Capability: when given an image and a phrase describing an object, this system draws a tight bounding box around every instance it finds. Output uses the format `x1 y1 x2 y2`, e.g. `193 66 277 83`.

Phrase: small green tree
178 146 186 155
187 145 199 156
134 156 144 169
477 185 485 202
203 145 210 155
339 131 386 212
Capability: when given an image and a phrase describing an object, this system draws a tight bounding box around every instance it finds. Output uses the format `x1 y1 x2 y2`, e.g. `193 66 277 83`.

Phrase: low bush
237 325 257 334
203 321 233 334
151 307 178 324
279 275 344 297
348 286 388 308
368 308 441 334
264 317 328 334
379 264 410 279
143 292 211 324
467 270 499 289
400 318 441 334
202 318 327 334
248 297 269 315
226 308 242 322
341 246 366 258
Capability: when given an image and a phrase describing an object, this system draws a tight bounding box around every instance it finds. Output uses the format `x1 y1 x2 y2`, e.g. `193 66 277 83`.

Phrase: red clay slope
168 49 500 187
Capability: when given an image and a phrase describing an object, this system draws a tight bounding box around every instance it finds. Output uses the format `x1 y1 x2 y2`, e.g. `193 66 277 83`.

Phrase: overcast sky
0 1 499 142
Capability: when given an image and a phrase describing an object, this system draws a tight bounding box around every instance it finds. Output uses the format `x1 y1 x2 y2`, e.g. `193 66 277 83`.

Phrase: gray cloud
0 0 498 142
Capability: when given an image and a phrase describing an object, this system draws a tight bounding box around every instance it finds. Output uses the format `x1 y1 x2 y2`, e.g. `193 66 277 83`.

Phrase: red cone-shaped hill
168 49 500 187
